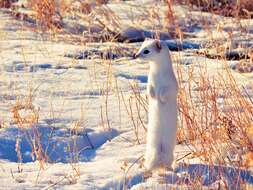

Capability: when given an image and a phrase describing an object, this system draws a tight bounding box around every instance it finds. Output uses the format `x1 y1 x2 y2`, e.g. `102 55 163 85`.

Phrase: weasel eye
143 49 150 55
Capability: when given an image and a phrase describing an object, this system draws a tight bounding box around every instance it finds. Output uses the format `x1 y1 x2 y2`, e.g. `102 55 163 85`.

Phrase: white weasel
134 39 178 171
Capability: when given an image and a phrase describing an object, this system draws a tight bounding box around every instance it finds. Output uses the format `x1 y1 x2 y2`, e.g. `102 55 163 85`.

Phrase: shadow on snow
103 163 253 190
0 123 118 163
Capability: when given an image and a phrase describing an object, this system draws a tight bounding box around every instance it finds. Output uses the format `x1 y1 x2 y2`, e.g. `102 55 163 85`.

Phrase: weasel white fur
134 39 178 171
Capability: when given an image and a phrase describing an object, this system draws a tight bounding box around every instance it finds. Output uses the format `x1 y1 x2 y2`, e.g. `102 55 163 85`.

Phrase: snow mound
0 123 118 163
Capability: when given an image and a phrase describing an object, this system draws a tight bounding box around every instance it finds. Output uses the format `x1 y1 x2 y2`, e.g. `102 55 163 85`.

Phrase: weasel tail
134 39 178 171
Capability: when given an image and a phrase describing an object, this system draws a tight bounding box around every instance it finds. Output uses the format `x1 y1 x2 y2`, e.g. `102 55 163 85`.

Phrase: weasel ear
155 40 162 51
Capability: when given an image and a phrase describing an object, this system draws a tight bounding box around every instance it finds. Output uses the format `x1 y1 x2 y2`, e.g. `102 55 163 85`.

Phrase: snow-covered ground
0 1 253 189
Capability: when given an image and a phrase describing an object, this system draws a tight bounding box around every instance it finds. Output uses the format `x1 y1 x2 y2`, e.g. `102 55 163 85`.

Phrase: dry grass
176 61 253 165
11 88 46 167
117 57 253 187
0 0 13 8
28 0 62 30
176 0 253 18
108 1 253 187
1 0 253 188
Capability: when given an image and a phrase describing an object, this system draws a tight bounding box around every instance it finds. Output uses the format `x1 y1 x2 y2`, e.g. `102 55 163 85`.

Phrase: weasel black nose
133 53 139 59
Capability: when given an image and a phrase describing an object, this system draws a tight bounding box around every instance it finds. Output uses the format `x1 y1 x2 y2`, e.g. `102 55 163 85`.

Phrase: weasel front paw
148 85 156 99
159 86 170 103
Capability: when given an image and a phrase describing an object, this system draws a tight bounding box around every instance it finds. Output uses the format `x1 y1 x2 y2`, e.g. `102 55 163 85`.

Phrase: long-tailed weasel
134 39 178 171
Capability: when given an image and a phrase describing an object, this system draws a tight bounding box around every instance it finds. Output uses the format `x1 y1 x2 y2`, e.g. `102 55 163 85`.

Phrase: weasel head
133 39 168 62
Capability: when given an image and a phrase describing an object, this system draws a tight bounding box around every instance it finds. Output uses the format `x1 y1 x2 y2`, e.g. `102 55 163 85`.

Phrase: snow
0 1 253 189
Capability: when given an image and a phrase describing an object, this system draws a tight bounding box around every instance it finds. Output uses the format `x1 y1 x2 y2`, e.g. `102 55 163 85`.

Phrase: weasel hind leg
145 142 173 171
144 150 160 171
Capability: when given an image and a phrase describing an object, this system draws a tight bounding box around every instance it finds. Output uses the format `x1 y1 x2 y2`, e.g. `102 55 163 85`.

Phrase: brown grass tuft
0 0 13 8
29 0 62 30
176 0 253 18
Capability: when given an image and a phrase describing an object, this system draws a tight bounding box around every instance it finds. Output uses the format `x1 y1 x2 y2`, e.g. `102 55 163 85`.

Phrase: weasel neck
149 54 176 82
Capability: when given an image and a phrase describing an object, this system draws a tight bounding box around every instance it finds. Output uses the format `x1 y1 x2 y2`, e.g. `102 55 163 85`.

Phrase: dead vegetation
0 0 253 188
176 61 253 166
28 0 62 30
176 0 253 18
0 0 14 8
